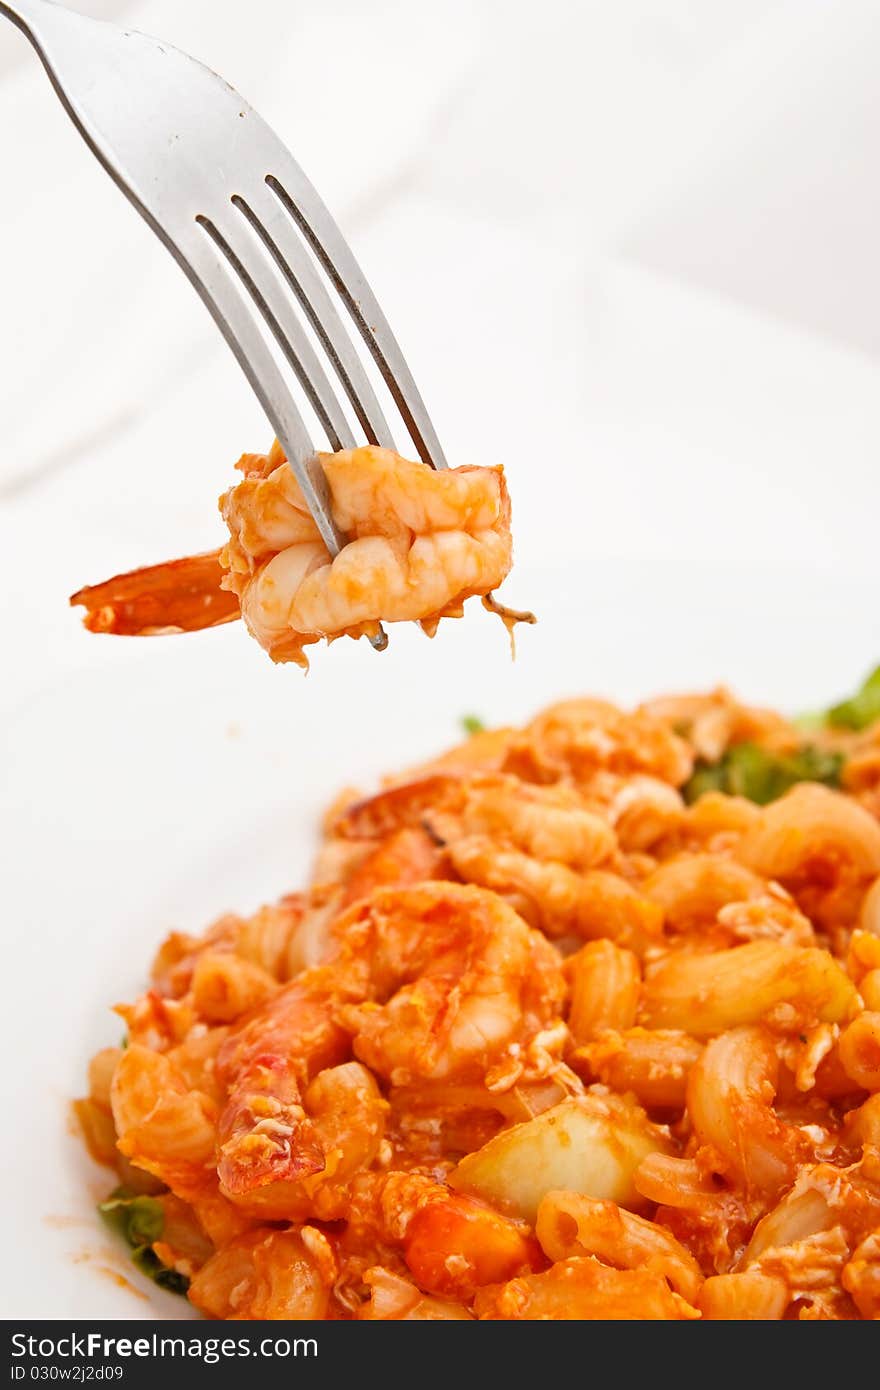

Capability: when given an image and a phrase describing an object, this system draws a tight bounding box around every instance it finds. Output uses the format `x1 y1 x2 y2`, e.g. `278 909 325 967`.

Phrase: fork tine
197 213 357 454
232 192 397 453
178 229 389 652
183 228 344 555
265 169 449 471
2 0 415 657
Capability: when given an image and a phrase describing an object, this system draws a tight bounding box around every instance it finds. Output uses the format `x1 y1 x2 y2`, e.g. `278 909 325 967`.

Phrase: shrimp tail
217 1054 326 1195
70 549 240 636
216 984 350 1197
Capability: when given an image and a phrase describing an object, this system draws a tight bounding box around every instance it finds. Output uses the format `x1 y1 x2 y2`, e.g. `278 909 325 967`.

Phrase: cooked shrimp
337 772 616 870
448 845 663 952
219 1062 388 1220
215 982 349 1196
448 778 616 869
284 826 449 974
324 882 567 1085
503 698 693 789
333 773 663 949
188 1226 333 1319
70 551 239 637
71 442 530 667
333 773 463 841
338 827 448 907
215 882 563 1196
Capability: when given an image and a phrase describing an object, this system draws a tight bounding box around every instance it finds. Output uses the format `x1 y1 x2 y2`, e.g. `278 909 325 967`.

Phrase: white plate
1 549 875 1318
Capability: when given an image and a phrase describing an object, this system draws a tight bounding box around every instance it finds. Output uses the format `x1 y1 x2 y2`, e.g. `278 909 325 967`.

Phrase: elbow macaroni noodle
79 688 880 1319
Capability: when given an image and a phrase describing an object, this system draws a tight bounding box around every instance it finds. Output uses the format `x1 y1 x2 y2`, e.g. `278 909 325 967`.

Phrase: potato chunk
449 1094 669 1221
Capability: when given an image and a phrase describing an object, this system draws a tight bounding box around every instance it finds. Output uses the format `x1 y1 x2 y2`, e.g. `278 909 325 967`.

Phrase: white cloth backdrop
1 0 878 703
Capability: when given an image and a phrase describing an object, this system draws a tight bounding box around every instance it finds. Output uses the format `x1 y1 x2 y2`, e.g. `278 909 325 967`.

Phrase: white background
1 0 878 1317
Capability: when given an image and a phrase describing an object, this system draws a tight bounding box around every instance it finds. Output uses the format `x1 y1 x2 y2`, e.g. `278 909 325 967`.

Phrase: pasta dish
78 679 880 1319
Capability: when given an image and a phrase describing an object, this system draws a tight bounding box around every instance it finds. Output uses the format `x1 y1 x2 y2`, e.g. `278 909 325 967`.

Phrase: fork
0 0 450 652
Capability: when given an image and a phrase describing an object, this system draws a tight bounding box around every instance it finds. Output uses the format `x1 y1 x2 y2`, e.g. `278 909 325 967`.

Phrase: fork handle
0 0 74 61
0 0 54 34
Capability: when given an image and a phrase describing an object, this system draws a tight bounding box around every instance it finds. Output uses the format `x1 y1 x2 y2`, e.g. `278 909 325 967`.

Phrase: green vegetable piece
98 1188 164 1248
461 714 486 735
827 664 880 731
131 1245 190 1296
98 1187 187 1297
682 760 727 802
778 745 844 799
791 710 824 733
683 742 843 807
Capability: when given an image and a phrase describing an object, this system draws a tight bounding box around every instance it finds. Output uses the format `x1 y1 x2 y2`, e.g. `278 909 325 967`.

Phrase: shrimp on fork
71 550 239 639
71 442 533 667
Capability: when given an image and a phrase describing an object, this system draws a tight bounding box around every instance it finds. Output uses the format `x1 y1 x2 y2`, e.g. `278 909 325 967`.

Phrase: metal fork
0 0 450 652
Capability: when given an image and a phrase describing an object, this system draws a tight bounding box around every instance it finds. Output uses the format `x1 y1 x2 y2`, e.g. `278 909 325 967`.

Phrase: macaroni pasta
79 687 880 1319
